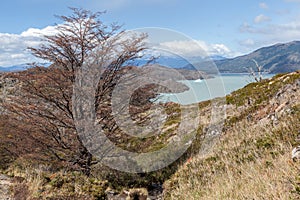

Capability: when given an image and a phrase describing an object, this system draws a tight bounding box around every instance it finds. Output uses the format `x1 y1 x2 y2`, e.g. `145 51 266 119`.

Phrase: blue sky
1 0 300 66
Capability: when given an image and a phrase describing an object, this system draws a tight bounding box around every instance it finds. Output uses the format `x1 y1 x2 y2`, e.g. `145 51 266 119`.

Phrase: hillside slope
164 71 300 199
0 70 299 199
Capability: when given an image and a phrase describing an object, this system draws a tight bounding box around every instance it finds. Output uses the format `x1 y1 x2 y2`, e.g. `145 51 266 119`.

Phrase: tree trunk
77 143 92 176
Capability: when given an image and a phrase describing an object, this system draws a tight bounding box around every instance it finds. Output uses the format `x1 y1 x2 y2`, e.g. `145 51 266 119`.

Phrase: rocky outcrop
0 174 13 200
292 146 300 161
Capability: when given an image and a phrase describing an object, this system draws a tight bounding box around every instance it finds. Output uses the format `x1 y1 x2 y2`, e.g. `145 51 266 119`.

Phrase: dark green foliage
226 71 300 107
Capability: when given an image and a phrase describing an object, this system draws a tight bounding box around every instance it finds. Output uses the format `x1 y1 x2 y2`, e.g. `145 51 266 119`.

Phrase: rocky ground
0 174 13 200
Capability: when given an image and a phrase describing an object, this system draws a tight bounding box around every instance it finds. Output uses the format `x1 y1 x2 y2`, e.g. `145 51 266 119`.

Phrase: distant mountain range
1 41 300 73
185 41 300 74
133 55 227 69
0 63 51 72
0 64 31 72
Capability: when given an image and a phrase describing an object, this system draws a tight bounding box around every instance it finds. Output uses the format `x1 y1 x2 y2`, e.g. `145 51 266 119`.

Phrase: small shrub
256 136 275 149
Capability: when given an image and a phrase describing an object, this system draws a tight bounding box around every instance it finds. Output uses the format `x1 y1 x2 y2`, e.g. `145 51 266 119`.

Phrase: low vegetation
0 70 299 199
0 8 299 200
164 71 300 200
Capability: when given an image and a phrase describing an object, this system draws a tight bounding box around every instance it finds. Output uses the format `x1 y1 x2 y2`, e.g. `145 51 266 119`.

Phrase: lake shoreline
157 73 276 105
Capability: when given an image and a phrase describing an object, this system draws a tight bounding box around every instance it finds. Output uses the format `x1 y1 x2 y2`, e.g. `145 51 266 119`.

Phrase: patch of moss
256 136 275 149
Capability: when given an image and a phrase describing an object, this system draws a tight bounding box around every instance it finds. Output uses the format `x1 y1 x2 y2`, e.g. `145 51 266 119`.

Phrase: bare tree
6 8 147 175
249 59 264 82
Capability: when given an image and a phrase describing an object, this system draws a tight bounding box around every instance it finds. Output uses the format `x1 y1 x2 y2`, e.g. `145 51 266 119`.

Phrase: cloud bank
238 15 300 53
0 26 57 67
0 26 235 67
157 40 233 58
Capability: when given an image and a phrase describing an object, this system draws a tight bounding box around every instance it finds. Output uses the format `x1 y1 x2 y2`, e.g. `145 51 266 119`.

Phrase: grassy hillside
0 71 299 199
164 71 300 199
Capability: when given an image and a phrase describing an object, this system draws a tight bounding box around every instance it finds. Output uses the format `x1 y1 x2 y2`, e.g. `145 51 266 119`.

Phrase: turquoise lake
157 73 275 105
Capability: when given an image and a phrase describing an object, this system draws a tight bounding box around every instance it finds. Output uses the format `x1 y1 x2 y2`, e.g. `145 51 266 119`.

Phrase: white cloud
210 44 231 56
254 14 271 23
239 39 255 46
239 17 300 50
259 2 268 9
20 26 57 37
0 26 58 67
241 20 300 38
0 25 234 67
156 40 234 58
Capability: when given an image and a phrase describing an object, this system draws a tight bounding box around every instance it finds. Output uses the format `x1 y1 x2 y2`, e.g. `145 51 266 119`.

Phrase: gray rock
0 174 13 200
292 146 300 161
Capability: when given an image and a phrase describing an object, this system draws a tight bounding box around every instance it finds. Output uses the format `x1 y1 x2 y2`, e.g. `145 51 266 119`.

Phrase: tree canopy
6 8 148 175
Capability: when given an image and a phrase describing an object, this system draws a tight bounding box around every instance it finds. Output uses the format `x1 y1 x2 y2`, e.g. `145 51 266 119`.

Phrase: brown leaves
2 8 149 175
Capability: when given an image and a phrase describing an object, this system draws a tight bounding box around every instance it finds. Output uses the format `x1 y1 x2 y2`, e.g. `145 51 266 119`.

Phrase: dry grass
4 159 104 199
1 72 299 199
164 73 300 200
165 114 300 199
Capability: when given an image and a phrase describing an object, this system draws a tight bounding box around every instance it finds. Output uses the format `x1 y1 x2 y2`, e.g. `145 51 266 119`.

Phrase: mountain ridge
0 63 51 72
185 41 300 73
0 64 30 72
2 41 300 73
